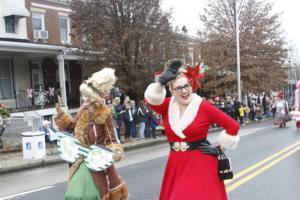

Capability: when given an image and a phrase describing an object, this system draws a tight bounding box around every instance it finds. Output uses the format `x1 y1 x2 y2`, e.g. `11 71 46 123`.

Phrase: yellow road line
226 145 300 193
225 140 300 185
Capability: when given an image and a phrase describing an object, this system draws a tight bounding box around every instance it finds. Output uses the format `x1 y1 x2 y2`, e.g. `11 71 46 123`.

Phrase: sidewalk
0 117 271 174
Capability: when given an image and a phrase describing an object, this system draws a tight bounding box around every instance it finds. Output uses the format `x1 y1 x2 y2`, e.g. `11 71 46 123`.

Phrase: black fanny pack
169 139 233 180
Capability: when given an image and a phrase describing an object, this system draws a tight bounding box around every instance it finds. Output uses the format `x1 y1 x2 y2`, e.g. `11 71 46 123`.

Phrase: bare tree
289 44 300 66
198 0 288 97
286 44 300 82
70 0 176 100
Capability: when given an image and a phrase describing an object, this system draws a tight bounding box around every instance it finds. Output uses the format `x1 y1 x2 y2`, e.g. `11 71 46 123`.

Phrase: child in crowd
149 111 159 139
244 104 250 123
238 104 245 125
255 103 262 123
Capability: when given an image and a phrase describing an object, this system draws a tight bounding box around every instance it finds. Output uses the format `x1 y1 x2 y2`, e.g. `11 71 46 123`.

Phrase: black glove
158 59 182 86
199 144 222 156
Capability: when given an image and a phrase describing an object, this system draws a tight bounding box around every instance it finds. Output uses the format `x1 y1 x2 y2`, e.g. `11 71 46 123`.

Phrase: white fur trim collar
168 94 202 139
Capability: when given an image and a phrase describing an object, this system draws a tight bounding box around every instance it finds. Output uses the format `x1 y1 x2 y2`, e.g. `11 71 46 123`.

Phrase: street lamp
235 0 242 102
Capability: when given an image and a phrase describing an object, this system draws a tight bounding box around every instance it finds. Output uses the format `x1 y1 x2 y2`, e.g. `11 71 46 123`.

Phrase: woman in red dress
144 59 240 200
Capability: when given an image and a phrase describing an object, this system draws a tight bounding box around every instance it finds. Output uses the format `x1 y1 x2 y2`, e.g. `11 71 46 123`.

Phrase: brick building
0 0 83 119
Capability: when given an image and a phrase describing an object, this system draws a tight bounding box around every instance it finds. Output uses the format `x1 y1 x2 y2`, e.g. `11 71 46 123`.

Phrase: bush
0 104 10 118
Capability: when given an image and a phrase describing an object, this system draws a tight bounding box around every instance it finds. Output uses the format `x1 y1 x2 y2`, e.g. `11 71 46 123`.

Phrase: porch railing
13 87 61 112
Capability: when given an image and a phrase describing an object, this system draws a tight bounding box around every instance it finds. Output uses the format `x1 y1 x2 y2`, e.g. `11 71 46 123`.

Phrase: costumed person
144 59 240 200
54 68 128 200
290 80 300 129
273 91 291 128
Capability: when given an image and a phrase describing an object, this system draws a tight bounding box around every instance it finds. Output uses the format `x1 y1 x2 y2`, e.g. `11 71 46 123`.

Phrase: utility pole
235 0 242 102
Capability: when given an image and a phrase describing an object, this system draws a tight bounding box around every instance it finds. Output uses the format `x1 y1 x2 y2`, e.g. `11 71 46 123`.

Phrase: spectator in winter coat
130 100 137 138
233 98 241 121
225 101 235 119
136 101 149 139
112 97 123 142
121 96 134 142
244 105 250 123
149 111 159 139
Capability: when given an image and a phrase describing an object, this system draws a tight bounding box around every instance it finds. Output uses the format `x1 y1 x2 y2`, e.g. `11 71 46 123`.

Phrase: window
32 13 44 30
0 60 13 99
5 16 15 33
59 16 70 43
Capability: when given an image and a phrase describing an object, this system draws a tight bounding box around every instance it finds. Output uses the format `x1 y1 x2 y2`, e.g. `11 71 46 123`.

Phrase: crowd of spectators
207 94 277 126
111 95 162 143
109 92 279 142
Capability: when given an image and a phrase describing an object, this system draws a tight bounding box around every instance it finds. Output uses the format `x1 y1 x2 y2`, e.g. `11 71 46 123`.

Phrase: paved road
1 121 300 200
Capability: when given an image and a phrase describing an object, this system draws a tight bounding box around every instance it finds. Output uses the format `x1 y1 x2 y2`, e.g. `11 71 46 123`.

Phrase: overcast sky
162 0 300 56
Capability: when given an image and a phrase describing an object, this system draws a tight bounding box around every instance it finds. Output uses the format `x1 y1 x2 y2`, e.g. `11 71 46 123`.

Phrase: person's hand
158 59 182 86
107 143 124 161
199 143 222 156
55 95 63 114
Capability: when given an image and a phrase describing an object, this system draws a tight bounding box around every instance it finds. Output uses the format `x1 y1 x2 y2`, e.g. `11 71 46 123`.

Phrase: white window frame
59 16 71 43
32 12 45 31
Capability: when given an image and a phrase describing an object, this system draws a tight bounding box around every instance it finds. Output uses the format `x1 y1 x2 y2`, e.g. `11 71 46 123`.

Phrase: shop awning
2 0 30 17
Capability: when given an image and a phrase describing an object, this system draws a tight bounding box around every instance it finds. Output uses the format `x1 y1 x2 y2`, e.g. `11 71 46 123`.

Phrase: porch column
57 52 68 109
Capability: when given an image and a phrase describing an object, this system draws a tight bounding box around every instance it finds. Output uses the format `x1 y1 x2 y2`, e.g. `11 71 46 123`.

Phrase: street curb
123 138 168 151
0 128 224 174
0 156 64 174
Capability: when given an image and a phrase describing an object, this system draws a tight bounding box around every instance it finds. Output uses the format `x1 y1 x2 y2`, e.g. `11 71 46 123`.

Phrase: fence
13 87 60 112
0 110 43 149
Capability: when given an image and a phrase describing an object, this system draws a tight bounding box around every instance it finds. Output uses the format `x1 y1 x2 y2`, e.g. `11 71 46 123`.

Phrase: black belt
169 138 221 156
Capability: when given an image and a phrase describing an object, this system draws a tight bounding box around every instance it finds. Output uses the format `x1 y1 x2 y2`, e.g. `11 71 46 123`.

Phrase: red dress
146 95 240 200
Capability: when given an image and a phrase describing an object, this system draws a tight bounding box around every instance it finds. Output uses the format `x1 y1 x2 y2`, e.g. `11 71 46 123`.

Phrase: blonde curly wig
80 68 116 103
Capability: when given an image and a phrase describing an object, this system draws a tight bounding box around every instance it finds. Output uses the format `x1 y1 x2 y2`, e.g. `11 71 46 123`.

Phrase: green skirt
64 163 101 200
